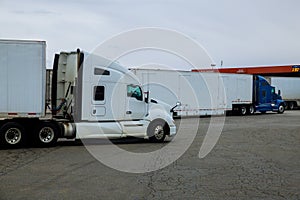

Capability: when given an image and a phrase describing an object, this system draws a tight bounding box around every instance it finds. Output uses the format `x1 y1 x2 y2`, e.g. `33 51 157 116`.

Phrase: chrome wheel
34 122 59 147
288 102 294 110
248 105 255 115
278 104 285 114
240 106 247 115
153 125 164 140
148 120 168 142
0 122 25 147
39 127 55 143
5 128 22 145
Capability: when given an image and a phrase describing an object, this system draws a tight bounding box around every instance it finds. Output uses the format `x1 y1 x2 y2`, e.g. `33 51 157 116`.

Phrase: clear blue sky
1 0 299 69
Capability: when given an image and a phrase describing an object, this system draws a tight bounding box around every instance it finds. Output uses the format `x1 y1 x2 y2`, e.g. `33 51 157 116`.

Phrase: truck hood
149 98 174 114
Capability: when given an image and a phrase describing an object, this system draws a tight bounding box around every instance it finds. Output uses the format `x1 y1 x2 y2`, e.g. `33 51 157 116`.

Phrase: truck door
261 89 267 104
126 84 146 120
91 85 107 118
258 81 272 107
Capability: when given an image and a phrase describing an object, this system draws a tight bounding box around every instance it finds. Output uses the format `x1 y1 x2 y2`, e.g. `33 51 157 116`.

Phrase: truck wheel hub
5 128 21 144
154 125 164 140
39 127 54 143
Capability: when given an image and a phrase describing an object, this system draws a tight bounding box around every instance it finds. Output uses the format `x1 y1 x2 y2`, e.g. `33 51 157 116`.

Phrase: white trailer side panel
0 40 46 117
270 77 300 100
131 69 225 116
131 69 254 116
220 74 253 110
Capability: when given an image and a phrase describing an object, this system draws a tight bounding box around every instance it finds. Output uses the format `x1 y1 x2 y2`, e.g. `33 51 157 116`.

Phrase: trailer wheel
148 120 168 143
0 122 26 147
240 106 247 116
278 104 285 114
34 122 59 147
247 105 255 115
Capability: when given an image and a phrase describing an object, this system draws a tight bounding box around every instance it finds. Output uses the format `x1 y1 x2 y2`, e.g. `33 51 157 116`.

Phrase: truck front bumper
169 124 177 137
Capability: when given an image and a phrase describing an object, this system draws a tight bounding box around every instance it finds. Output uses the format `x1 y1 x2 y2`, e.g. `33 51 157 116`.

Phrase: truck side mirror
278 90 281 95
170 101 181 112
176 101 181 106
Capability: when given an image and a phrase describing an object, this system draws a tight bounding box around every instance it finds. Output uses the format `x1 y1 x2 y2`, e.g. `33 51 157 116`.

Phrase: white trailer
221 73 253 114
269 77 300 109
130 68 254 117
0 39 46 118
0 40 177 147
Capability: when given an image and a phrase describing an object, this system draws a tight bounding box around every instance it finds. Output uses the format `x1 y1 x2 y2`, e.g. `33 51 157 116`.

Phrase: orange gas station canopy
192 65 300 77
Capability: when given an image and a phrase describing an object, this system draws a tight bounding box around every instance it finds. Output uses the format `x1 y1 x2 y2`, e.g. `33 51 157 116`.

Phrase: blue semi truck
232 75 286 115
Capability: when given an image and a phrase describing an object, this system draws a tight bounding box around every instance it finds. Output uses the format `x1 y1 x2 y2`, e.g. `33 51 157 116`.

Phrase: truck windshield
127 85 143 101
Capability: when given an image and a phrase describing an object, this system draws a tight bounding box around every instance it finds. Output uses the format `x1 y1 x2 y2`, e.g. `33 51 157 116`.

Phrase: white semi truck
0 40 177 147
131 68 285 117
269 77 300 110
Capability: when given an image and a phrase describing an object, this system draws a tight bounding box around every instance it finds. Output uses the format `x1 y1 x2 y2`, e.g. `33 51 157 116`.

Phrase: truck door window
94 68 110 76
262 81 268 86
127 85 143 101
94 86 105 101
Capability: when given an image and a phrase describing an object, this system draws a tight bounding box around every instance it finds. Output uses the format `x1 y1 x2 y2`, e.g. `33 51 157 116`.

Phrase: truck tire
247 105 255 115
278 104 285 114
0 122 26 147
240 106 247 116
34 122 59 147
288 102 295 110
148 120 168 143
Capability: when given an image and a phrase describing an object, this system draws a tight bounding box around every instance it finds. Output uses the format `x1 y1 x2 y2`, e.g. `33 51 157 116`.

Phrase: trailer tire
148 120 168 143
34 122 59 147
0 122 26 147
278 104 285 114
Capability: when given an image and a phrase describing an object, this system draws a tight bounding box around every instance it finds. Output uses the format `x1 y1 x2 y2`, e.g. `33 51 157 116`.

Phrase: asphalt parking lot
0 111 299 200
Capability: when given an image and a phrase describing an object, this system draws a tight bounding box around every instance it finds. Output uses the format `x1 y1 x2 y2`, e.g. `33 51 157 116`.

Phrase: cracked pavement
0 111 299 200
